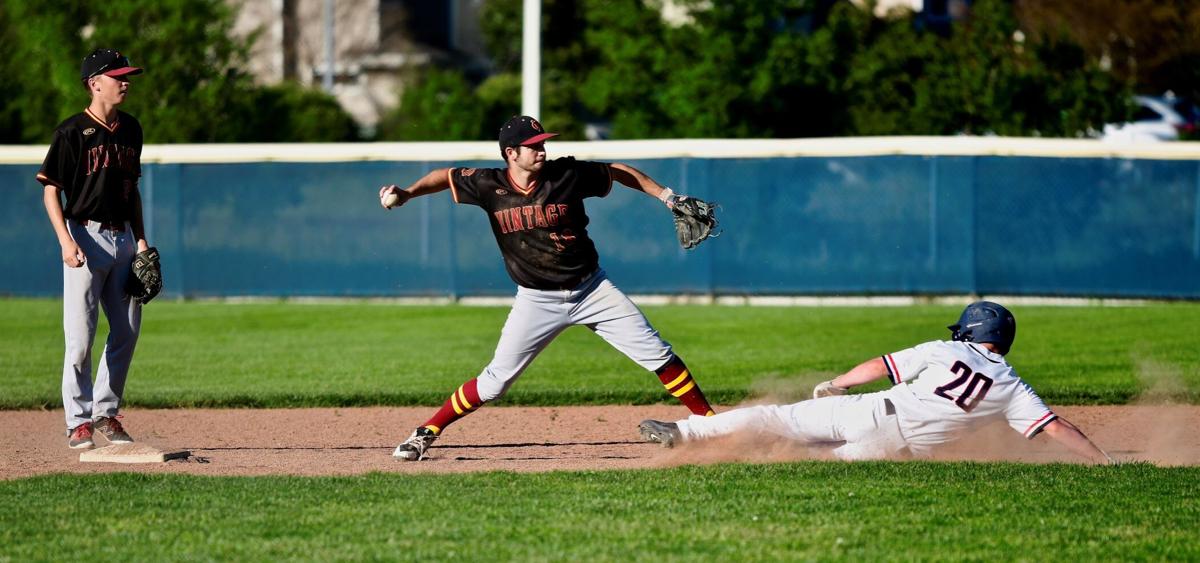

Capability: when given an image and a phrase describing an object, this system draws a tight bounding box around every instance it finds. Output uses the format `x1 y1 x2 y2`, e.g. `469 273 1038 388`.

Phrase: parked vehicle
1103 95 1199 142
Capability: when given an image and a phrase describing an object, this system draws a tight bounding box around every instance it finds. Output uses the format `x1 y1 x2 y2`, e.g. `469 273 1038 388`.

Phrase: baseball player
37 49 149 449
379 115 718 461
639 301 1115 464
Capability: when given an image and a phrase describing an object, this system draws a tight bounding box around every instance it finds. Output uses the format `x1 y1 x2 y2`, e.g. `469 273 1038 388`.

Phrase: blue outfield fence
3 138 1199 299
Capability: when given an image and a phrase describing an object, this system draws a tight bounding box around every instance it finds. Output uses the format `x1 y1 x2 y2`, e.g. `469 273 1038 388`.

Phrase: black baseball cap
81 48 143 80
499 115 558 151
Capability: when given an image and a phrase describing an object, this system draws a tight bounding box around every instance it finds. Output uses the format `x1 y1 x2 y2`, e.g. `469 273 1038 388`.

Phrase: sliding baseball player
640 301 1114 464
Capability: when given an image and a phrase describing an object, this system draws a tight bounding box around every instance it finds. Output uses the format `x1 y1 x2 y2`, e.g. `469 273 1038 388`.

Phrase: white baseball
381 191 402 209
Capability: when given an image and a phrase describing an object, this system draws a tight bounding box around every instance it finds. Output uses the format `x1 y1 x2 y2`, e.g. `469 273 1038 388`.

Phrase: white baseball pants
676 393 910 460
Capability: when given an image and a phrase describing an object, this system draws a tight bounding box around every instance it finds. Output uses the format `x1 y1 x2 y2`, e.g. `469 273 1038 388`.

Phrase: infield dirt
2 404 1197 480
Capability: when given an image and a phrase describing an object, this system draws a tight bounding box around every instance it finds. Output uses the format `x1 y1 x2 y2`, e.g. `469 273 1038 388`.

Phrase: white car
1103 95 1199 142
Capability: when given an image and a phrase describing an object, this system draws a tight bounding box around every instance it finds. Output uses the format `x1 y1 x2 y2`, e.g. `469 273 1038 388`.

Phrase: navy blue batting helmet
948 301 1016 354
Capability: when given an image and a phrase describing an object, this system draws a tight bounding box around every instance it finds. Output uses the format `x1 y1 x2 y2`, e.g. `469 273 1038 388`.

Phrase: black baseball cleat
393 427 437 461
639 420 682 448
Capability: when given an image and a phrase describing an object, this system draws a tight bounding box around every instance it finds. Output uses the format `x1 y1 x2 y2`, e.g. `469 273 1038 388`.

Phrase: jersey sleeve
881 341 937 385
1004 379 1058 439
132 118 144 179
572 159 613 199
36 129 78 190
447 167 484 207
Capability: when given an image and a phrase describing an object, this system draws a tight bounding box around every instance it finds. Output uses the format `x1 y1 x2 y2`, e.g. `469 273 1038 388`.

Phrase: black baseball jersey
448 157 613 290
36 108 143 224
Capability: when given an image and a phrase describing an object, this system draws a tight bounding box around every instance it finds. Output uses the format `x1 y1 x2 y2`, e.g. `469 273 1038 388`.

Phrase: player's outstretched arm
379 168 452 209
834 357 891 388
608 163 670 200
1041 418 1114 464
814 357 890 399
610 162 720 250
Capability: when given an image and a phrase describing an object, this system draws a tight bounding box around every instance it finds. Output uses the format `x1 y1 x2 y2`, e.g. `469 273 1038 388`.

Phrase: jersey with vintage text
881 340 1056 451
448 157 612 289
36 108 143 224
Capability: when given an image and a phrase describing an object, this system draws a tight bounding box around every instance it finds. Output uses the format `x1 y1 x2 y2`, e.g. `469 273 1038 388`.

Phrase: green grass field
3 299 1199 561
1 463 1197 560
2 299 1198 408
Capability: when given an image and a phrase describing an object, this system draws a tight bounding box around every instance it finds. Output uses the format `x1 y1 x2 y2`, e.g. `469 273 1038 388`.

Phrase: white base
79 443 190 464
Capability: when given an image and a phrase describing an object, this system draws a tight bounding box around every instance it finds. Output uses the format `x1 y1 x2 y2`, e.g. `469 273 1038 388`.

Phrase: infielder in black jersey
380 115 717 461
37 49 147 449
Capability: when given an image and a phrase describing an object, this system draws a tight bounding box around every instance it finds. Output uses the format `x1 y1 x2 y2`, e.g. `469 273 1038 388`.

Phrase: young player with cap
37 48 152 449
379 116 719 461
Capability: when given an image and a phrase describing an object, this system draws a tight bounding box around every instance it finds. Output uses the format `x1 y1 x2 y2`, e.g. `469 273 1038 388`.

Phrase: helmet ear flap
948 323 966 342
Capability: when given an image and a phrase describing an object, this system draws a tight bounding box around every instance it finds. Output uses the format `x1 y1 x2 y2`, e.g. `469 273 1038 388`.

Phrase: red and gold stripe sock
420 378 484 435
656 357 715 416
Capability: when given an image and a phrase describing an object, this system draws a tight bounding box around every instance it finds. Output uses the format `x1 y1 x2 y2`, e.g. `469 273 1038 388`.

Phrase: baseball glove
126 247 163 304
813 380 848 399
670 195 719 250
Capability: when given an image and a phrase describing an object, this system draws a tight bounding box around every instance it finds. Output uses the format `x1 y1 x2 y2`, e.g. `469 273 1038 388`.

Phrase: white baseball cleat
393 427 437 461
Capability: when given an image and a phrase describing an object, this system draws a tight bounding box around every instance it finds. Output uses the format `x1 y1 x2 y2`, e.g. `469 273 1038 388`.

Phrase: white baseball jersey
881 340 1056 453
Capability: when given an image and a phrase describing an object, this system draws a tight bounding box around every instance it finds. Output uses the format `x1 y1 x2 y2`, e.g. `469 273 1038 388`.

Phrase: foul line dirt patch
2 405 1197 480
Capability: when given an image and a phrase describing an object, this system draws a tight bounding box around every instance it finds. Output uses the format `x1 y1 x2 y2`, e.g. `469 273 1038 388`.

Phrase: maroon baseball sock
420 378 484 435
656 357 715 416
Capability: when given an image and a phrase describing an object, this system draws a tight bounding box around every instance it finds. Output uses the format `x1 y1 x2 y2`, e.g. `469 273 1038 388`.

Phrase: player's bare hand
379 185 410 210
61 241 85 268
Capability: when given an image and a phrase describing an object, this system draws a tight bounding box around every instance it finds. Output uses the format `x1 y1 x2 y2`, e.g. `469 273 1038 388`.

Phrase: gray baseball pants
475 269 673 401
62 219 141 430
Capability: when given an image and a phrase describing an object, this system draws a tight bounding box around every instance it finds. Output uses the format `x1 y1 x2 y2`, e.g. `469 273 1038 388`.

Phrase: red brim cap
521 132 558 145
104 67 144 77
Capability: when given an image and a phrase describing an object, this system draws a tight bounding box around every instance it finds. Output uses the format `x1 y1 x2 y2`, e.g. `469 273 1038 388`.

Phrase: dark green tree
1018 0 1200 102
84 0 258 142
0 0 360 143
362 0 1137 141
0 0 89 143
236 84 362 143
577 0 674 138
848 0 1128 136
475 73 522 135
376 68 486 141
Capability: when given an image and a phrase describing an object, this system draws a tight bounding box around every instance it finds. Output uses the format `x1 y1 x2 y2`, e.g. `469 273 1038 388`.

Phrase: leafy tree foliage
400 0 1136 141
1017 0 1200 101
0 0 359 143
376 68 486 140
0 0 90 143
235 84 361 143
475 72 523 136
848 0 1127 136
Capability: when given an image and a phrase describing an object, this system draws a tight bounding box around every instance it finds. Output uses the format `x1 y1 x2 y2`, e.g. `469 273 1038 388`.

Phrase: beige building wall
231 0 286 83
230 0 476 133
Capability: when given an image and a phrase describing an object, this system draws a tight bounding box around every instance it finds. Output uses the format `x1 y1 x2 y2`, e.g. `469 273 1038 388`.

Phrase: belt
551 269 599 291
884 398 896 416
80 219 126 232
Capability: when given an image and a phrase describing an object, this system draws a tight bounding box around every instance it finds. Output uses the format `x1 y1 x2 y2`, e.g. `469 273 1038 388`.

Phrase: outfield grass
1 299 1197 408
0 462 1196 560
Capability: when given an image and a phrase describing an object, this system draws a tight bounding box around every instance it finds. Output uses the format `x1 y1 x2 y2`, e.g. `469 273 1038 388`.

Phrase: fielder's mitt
126 247 163 304
670 195 719 250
